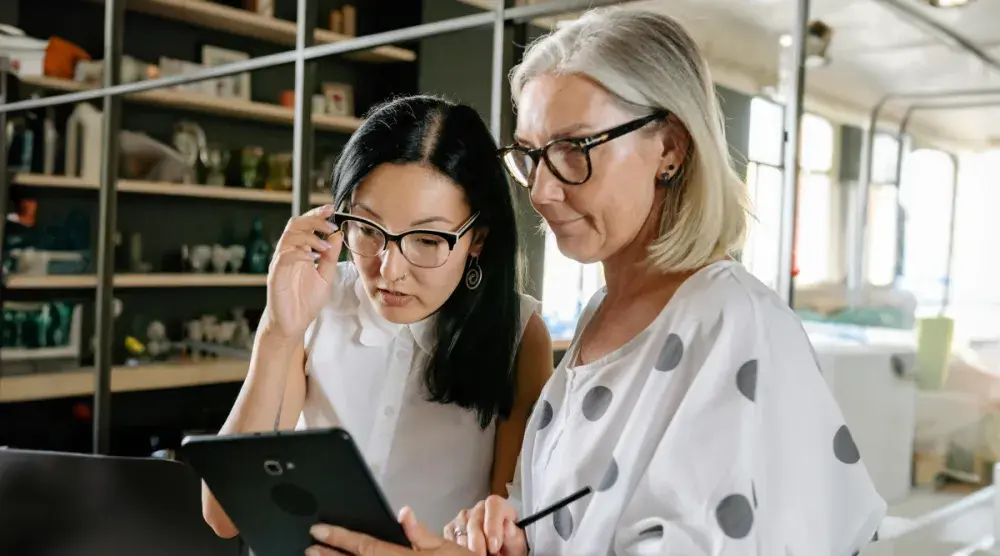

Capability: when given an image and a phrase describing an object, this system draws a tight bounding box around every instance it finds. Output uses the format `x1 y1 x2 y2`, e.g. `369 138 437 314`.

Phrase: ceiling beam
870 0 1000 74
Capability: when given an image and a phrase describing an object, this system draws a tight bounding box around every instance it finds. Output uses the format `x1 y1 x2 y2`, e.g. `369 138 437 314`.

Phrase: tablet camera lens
264 460 283 476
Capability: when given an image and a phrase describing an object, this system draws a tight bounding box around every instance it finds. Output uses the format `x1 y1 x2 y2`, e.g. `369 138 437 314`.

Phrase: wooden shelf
17 76 363 132
13 173 96 190
5 273 267 290
0 359 248 403
15 173 330 205
127 0 416 63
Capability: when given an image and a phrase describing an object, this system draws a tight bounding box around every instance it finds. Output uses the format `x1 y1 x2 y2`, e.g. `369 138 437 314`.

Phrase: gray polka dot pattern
537 401 553 430
736 360 757 402
716 493 754 539
553 506 574 540
597 458 618 492
638 524 664 539
833 425 861 464
655 333 684 372
582 386 613 421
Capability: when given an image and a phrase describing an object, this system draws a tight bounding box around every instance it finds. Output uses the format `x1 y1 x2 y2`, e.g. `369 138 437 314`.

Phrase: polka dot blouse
510 260 886 555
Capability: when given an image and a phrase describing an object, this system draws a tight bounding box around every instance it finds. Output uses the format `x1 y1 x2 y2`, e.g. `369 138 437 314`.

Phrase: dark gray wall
419 1 546 298
0 2 17 26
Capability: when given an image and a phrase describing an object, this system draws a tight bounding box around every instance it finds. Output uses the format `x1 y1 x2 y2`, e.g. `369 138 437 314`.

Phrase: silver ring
453 524 468 538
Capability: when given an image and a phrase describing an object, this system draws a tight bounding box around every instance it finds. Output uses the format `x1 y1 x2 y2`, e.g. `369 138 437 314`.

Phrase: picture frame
201 45 251 101
322 82 354 117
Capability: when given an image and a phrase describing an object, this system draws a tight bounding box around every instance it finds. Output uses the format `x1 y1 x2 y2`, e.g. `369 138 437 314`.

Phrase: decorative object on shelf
245 217 271 274
146 320 171 361
73 56 158 86
231 307 253 351
129 232 153 273
159 56 212 96
312 94 327 115
171 120 208 183
120 130 194 183
322 82 354 117
328 5 357 36
342 4 357 37
244 0 274 17
239 146 264 189
329 9 344 34
1 300 81 368
204 145 229 186
211 244 229 273
65 103 103 183
265 153 292 191
185 319 204 361
202 45 251 100
188 244 212 272
228 245 246 273
6 114 35 173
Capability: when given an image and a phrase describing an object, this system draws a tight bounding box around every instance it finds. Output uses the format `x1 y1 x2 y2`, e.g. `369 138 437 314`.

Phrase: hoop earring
465 255 483 290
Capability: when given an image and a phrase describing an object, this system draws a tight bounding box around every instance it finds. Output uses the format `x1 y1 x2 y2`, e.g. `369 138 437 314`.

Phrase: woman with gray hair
307 7 885 556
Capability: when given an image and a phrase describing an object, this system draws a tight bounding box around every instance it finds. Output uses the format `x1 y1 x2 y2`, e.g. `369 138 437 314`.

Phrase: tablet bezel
180 427 410 555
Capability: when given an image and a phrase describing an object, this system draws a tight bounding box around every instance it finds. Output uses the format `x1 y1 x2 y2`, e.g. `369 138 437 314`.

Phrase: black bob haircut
330 94 524 429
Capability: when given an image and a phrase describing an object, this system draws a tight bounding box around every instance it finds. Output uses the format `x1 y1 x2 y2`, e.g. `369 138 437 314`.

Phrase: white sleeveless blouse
297 262 540 532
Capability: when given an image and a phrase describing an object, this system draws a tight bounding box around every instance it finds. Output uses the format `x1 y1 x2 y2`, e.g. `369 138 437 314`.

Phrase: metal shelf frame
0 0 655 454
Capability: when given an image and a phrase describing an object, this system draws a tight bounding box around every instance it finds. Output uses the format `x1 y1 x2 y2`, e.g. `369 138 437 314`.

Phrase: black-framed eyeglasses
331 212 480 269
498 111 668 188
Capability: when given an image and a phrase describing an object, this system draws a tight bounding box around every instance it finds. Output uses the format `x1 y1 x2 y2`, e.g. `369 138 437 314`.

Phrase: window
795 113 835 286
866 134 902 286
947 150 1000 341
742 99 836 289
897 148 955 309
743 161 784 290
743 97 785 290
540 228 604 341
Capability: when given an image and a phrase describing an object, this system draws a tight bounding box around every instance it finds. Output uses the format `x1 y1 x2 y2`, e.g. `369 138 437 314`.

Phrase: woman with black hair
201 95 552 537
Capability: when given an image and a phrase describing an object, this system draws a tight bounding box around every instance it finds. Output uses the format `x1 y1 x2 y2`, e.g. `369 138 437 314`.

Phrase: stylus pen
515 486 593 529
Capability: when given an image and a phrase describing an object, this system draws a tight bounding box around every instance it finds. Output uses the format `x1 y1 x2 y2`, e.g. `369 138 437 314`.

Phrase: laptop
0 448 242 556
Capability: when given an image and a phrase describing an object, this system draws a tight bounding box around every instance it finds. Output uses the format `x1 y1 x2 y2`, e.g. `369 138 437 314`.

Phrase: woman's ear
658 114 691 177
470 227 489 257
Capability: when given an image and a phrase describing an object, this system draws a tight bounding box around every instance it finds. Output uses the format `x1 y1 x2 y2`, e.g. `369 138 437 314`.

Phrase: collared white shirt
297 262 540 531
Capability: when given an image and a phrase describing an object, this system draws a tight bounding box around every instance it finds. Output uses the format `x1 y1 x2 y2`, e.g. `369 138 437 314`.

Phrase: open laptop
0 448 242 556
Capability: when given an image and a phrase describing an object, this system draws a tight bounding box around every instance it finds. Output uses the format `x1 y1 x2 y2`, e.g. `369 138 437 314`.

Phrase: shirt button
384 406 395 417
371 464 381 475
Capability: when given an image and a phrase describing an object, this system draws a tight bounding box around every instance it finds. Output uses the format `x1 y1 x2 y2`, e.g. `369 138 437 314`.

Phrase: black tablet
180 427 409 556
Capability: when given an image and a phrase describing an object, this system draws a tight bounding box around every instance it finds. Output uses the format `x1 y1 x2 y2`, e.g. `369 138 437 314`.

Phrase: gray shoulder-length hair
510 7 751 271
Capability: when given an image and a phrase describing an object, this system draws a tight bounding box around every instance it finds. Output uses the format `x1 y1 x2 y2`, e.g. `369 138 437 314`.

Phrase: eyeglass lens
341 220 452 268
502 141 590 186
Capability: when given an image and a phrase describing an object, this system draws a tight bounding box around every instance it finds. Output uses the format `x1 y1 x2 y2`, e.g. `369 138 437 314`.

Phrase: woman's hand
306 507 474 555
264 204 343 340
444 496 527 556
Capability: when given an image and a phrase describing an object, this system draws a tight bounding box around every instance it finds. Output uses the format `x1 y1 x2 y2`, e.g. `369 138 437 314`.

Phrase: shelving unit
124 0 417 63
17 76 364 132
5 273 267 290
0 359 248 403
15 173 330 205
